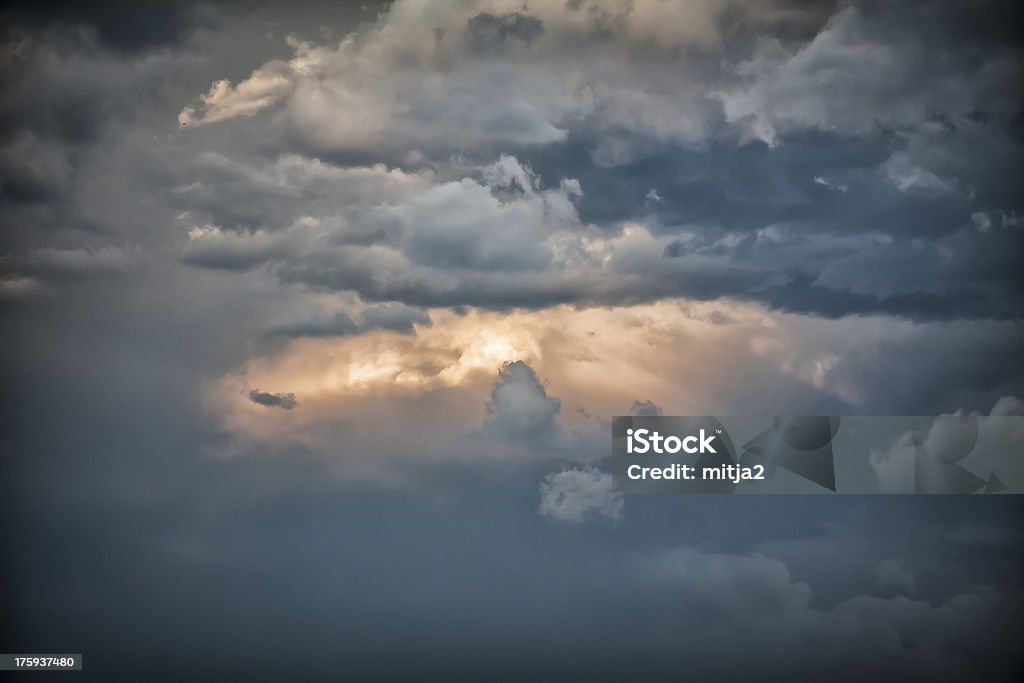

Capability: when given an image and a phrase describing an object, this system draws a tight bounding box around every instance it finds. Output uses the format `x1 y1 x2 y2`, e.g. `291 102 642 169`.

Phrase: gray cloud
465 12 544 55
263 310 358 338
2 3 1023 678
631 400 662 416
875 558 916 596
0 246 137 281
484 361 561 442
538 467 622 523
130 0 1020 321
264 302 430 338
181 225 293 271
0 0 215 54
247 389 297 410
360 302 431 333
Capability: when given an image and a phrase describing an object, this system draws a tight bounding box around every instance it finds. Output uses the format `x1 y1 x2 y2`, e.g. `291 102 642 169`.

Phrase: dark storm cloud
264 310 359 337
264 302 430 338
360 302 430 333
181 227 292 271
0 0 215 54
159 0 1023 322
0 246 137 281
0 1 219 163
464 12 544 54
247 389 297 410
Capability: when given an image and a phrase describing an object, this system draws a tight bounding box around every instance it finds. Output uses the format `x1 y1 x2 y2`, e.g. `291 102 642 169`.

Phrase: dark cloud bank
2 1 1024 680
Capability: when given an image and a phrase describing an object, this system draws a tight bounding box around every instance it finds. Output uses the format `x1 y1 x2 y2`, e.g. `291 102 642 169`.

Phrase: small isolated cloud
484 361 561 441
538 467 623 523
0 274 46 300
813 175 848 193
247 389 297 410
178 57 296 127
874 559 915 596
631 399 662 416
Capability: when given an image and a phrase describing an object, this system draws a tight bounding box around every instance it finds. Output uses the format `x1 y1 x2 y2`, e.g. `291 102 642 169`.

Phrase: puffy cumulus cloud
179 25 583 152
171 152 434 234
538 467 622 523
176 151 1023 320
163 2 1024 323
181 154 594 293
176 0 1021 161
176 0 839 156
643 549 812 616
383 156 576 272
484 361 561 442
635 548 1019 679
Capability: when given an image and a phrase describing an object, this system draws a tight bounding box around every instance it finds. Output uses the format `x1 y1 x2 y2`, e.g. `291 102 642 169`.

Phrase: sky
1 0 1023 680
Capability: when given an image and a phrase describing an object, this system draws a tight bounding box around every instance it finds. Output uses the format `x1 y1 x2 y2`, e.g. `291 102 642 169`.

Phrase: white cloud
179 58 296 126
177 1 838 156
538 467 623 523
485 361 562 441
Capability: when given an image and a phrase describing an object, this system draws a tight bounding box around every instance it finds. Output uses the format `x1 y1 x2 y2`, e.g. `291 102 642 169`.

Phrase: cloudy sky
2 0 1023 679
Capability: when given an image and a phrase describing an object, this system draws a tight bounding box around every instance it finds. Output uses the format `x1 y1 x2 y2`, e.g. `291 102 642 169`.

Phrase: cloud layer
2 1 1023 679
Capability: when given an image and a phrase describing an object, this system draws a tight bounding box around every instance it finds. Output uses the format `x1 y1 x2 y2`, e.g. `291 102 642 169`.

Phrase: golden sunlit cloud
205 298 914 470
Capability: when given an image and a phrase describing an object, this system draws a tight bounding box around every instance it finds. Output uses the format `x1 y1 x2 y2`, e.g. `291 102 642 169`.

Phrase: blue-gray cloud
248 389 297 410
2 2 1023 679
